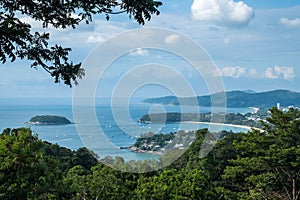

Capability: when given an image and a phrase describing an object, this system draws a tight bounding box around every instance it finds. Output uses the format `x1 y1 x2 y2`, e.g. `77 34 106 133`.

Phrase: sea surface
0 99 253 161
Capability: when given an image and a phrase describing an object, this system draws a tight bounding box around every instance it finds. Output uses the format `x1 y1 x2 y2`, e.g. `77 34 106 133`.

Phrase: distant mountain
143 90 300 108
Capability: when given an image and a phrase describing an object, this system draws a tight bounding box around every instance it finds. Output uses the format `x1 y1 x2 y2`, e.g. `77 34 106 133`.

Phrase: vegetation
0 107 300 199
0 128 98 199
132 131 175 151
217 107 300 199
139 112 262 128
143 89 300 108
130 130 197 154
28 115 72 125
0 0 162 86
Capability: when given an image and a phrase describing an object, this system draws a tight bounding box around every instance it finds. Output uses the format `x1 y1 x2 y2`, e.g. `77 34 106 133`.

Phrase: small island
26 115 72 125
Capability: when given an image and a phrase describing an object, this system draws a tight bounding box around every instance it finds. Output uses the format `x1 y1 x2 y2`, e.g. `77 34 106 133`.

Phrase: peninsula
128 130 197 155
138 112 262 128
142 89 300 108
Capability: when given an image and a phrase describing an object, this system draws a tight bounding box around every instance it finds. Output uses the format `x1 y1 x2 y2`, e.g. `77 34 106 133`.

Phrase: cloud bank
214 65 296 80
280 17 300 28
191 0 254 27
265 66 295 80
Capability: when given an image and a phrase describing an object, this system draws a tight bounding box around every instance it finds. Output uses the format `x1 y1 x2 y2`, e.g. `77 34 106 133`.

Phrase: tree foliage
0 0 162 86
0 128 99 199
0 128 60 199
1 107 299 199
219 107 300 200
135 168 217 199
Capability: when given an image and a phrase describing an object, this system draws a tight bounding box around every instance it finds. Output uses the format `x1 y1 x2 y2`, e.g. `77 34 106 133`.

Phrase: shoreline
25 122 73 125
126 121 264 156
181 121 262 131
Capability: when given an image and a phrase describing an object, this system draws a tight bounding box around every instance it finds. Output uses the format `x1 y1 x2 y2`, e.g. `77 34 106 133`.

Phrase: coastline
25 121 73 125
182 121 262 131
126 121 264 156
127 146 164 155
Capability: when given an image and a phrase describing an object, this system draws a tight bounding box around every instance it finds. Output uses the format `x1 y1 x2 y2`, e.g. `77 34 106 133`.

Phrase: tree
199 131 244 185
63 165 91 200
0 128 101 199
219 107 300 200
42 142 98 172
0 0 162 86
134 168 217 199
0 128 63 199
73 147 98 170
90 165 131 199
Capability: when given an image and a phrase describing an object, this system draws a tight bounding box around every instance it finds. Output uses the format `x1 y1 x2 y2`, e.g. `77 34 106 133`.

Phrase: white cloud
86 35 105 43
129 48 149 56
265 66 295 80
213 66 261 78
265 68 278 79
19 16 43 29
280 17 300 28
215 66 295 80
191 0 254 27
164 34 181 44
219 66 246 78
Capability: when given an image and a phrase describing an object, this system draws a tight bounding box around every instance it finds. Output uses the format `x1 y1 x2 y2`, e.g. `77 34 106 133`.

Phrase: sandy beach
182 121 263 131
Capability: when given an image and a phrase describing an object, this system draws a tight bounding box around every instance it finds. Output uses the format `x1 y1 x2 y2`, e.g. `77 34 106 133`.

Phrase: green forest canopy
0 107 299 199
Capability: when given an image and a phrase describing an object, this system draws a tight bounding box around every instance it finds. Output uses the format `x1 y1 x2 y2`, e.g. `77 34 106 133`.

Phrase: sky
1 0 300 99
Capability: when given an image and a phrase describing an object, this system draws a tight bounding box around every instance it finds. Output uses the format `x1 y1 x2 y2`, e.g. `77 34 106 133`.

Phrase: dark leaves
0 0 162 86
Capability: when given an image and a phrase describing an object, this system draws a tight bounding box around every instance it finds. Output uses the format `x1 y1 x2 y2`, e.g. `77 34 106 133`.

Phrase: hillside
143 89 300 108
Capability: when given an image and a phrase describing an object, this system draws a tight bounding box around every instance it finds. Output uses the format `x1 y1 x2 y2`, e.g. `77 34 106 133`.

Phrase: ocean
0 99 253 161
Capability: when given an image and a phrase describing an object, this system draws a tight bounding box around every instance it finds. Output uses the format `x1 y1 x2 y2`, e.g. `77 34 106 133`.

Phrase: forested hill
143 89 300 108
27 115 72 125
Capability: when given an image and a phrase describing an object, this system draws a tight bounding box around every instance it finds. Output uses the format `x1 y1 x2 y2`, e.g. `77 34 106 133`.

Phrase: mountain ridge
142 89 300 108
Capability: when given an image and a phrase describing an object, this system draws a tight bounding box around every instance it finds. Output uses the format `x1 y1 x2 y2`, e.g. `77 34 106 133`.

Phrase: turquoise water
0 100 253 161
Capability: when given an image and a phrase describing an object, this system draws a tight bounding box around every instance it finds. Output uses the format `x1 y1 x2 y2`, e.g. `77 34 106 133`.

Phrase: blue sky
1 0 300 99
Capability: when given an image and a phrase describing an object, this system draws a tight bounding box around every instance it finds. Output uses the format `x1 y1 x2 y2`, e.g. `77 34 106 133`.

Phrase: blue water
0 100 253 161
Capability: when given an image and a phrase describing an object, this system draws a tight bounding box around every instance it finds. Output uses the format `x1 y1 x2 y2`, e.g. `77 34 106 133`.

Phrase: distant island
142 89 300 108
27 115 72 125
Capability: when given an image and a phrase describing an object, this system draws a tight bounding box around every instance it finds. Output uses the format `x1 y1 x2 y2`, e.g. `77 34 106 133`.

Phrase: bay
0 99 253 161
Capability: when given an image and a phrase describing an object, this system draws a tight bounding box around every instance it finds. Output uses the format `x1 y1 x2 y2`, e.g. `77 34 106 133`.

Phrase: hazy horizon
1 1 299 99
